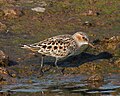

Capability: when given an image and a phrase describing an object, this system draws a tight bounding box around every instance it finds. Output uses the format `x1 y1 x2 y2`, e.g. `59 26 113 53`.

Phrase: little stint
21 32 94 74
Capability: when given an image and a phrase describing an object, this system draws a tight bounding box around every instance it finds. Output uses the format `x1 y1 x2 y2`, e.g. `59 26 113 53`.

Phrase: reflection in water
0 74 120 96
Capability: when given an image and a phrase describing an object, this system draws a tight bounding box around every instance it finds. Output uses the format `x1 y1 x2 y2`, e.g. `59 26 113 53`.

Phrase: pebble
2 7 24 18
81 9 100 16
0 22 7 32
31 7 45 12
0 50 9 67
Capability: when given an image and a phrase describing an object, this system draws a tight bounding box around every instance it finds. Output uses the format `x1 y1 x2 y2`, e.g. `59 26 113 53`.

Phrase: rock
2 7 24 18
6 68 17 78
0 50 9 67
0 67 8 75
81 9 100 16
115 59 120 67
88 0 97 4
87 74 104 81
31 7 46 12
109 36 120 42
0 0 7 3
0 0 17 3
95 36 120 54
0 22 7 32
38 1 47 7
103 36 120 50
0 75 4 81
0 8 4 17
0 67 17 84
82 21 93 27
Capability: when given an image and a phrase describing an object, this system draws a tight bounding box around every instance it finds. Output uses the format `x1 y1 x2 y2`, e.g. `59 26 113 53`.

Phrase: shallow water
0 31 120 96
0 0 120 96
0 74 120 96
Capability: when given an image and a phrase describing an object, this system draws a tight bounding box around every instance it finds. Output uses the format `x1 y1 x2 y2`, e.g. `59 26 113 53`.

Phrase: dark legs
39 55 45 75
39 56 64 75
40 55 44 70
54 57 64 74
54 57 59 69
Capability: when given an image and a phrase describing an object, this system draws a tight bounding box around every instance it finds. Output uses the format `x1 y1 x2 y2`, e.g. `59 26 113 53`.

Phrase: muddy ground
0 0 120 96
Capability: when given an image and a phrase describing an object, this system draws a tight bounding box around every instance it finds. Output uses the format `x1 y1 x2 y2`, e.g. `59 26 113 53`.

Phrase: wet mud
0 0 120 95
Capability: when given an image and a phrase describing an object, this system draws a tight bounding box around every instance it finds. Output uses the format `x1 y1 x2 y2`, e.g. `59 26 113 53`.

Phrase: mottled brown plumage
29 35 77 58
21 32 94 74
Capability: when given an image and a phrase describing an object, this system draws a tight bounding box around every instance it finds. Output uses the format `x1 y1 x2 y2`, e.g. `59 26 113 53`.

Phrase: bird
21 32 94 74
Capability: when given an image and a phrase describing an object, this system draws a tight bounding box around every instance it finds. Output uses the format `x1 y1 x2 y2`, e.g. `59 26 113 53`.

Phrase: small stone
2 7 24 18
82 21 93 27
109 36 120 42
81 9 100 16
104 36 120 50
11 73 16 78
0 0 17 3
27 80 33 83
31 7 45 12
0 22 7 32
0 75 3 81
0 9 4 17
115 59 120 67
39 1 47 7
87 74 104 81
6 68 17 78
0 0 7 3
0 67 8 74
0 50 9 67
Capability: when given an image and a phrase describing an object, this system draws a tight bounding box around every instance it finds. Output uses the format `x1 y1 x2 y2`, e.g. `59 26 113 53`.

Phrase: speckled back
30 34 78 58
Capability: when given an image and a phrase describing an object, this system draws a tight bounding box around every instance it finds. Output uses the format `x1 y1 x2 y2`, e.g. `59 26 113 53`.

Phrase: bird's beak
88 43 95 48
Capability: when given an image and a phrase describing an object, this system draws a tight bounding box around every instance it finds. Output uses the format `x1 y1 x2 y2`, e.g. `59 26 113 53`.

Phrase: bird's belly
39 49 67 58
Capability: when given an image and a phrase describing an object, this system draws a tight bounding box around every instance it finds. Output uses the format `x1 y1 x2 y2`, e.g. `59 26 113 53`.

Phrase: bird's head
72 32 94 48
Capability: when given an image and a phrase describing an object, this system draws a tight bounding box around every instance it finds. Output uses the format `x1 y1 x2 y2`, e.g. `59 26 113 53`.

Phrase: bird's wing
30 34 77 58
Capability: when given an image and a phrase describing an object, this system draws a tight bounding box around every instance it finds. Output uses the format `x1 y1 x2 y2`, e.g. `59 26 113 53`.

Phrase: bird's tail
21 45 39 52
21 45 31 49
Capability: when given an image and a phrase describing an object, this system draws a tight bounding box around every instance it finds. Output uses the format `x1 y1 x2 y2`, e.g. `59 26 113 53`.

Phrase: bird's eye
82 37 88 41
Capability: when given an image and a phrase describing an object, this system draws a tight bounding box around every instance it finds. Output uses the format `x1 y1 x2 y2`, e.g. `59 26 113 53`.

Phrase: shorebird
21 32 94 74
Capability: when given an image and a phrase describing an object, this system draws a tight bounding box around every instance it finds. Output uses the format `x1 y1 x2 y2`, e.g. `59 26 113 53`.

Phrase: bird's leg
54 58 64 74
54 57 59 69
39 55 45 75
40 55 44 69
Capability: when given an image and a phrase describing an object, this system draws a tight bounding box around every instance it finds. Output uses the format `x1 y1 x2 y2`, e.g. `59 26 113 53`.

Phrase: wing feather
29 34 77 58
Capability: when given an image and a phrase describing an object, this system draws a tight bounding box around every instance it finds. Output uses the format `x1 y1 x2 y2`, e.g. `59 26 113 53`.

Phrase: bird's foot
36 68 44 77
54 67 64 75
60 68 65 75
